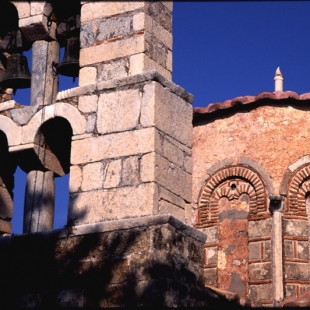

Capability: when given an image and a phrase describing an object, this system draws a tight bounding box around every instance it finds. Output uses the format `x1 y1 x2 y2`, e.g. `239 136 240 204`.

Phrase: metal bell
0 53 31 89
57 36 80 77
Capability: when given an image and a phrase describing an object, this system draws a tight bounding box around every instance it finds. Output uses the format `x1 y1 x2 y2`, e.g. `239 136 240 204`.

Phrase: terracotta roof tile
193 91 310 119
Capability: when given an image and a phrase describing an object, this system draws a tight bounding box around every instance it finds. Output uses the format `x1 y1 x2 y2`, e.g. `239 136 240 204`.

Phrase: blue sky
10 1 310 233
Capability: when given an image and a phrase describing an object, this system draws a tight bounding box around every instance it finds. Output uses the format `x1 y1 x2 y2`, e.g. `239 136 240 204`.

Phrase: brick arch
286 164 310 217
196 165 267 228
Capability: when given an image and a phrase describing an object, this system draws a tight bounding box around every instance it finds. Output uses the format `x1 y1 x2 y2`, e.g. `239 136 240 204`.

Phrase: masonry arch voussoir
196 164 268 228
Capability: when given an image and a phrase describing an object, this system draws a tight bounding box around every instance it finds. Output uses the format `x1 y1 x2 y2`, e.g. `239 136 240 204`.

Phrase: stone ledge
55 71 194 104
0 215 207 244
97 70 194 104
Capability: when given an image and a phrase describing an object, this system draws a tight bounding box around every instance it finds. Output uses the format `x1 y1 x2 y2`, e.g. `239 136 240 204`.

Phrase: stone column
31 40 59 107
269 195 284 305
23 171 55 233
23 40 59 233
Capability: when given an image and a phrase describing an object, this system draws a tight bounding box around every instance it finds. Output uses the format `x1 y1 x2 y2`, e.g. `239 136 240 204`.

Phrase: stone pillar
269 195 284 305
31 40 59 107
23 170 55 233
24 40 59 233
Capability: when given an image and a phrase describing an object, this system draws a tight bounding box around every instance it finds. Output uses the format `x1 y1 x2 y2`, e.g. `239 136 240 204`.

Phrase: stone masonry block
19 15 57 41
249 262 271 281
158 186 186 210
0 115 21 147
121 157 139 186
145 32 168 68
297 241 309 260
163 137 185 168
145 2 172 32
248 218 272 238
97 59 129 82
97 15 132 42
79 67 97 87
69 182 158 225
283 219 309 236
133 13 172 49
141 82 192 147
285 262 309 281
81 2 144 23
78 95 98 114
13 2 30 18
204 268 217 285
81 162 105 191
69 165 82 193
249 242 261 260
140 152 191 202
284 240 294 258
162 1 173 12
249 284 273 302
86 114 96 133
201 226 218 243
30 3 45 16
129 53 171 80
103 159 122 189
71 127 160 165
158 200 185 222
80 35 144 66
97 88 141 134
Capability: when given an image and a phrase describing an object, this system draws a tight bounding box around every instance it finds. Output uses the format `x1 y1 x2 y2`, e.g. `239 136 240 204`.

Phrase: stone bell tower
0 2 208 307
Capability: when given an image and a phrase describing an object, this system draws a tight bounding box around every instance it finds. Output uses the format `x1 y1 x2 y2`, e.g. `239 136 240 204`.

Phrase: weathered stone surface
140 152 191 202
12 2 30 18
204 268 217 285
249 284 272 301
297 241 309 260
19 15 57 41
81 162 105 191
158 200 184 222
79 67 97 86
121 156 139 186
249 242 260 260
71 127 159 165
103 159 122 189
141 82 192 146
283 219 308 236
69 183 157 224
284 240 294 258
129 53 171 79
97 59 129 81
97 88 141 134
201 226 218 243
0 115 21 146
86 113 96 133
78 95 98 114
249 262 272 280
81 2 144 23
80 35 144 66
205 247 217 265
248 218 272 238
97 15 132 41
285 262 309 281
145 2 172 32
30 2 45 16
69 165 82 193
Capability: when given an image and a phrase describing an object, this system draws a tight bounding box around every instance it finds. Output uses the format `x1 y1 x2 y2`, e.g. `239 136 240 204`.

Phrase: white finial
274 67 283 92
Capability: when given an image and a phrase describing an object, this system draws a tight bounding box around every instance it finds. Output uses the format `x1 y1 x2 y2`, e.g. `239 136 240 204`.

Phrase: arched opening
39 117 72 229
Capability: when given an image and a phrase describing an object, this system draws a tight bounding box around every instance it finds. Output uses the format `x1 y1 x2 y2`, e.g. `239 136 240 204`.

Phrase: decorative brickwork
286 164 310 218
196 165 267 228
